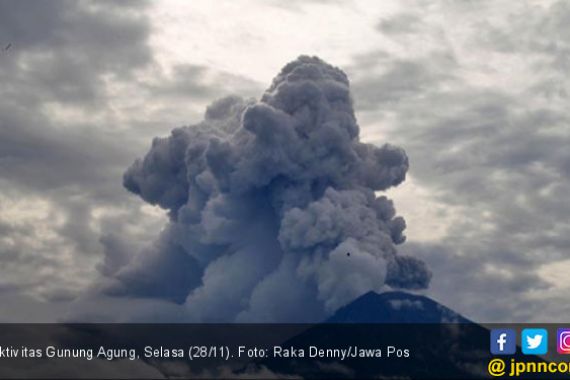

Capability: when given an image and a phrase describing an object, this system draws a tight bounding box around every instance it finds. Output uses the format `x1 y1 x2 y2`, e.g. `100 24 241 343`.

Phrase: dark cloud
0 0 152 105
376 13 422 35
0 0 153 197
145 64 263 101
1 0 569 324
349 0 570 321
102 56 427 322
0 194 88 299
351 54 456 110
0 0 158 304
0 102 150 295
399 242 551 322
0 104 136 197
475 1 570 71
0 0 271 312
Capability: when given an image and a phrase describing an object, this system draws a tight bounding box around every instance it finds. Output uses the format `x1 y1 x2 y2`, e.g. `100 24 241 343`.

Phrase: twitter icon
522 328 548 355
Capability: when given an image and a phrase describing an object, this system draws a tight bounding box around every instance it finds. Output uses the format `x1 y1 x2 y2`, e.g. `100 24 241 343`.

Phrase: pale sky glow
149 0 398 83
0 0 569 323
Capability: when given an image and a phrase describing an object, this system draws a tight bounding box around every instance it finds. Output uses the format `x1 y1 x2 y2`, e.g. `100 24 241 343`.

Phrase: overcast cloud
0 0 568 323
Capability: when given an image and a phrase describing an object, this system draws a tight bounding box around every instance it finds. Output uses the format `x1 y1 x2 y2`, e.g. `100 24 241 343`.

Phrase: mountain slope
258 291 560 379
327 290 472 323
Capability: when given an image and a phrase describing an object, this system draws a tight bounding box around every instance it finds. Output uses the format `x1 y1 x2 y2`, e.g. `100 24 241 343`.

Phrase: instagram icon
557 328 570 354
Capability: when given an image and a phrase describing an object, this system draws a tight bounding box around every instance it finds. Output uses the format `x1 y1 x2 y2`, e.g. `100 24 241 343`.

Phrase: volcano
326 290 472 324
256 291 562 380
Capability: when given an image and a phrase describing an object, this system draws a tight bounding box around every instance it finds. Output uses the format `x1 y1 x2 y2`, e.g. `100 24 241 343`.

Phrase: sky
0 0 569 322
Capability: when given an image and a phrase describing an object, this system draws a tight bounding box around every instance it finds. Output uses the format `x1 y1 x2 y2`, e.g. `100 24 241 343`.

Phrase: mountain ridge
256 290 563 379
327 290 473 324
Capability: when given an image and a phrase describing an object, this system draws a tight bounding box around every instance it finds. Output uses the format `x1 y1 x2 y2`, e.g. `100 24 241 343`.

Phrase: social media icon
557 328 570 354
491 329 516 355
522 329 548 355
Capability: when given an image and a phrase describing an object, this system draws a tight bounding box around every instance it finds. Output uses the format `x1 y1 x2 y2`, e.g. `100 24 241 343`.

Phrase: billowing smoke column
113 56 430 322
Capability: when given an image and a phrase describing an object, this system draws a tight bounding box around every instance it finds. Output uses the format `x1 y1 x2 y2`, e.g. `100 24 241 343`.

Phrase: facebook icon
491 329 516 355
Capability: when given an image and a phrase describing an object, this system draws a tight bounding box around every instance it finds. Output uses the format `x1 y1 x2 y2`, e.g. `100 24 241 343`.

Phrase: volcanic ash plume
112 56 430 322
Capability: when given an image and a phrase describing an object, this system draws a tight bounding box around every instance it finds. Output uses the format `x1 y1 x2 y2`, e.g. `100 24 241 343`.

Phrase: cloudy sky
0 0 569 322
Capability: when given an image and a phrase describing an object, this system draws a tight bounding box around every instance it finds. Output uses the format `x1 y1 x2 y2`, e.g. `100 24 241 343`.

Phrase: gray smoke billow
110 56 430 322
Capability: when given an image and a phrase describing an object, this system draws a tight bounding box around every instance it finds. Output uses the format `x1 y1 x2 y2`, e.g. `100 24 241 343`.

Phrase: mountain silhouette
327 290 472 324
257 291 564 379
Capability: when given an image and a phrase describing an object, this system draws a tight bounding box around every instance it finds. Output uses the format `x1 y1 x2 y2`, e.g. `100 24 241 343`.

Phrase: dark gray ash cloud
2 0 568 325
0 0 268 312
107 56 430 322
